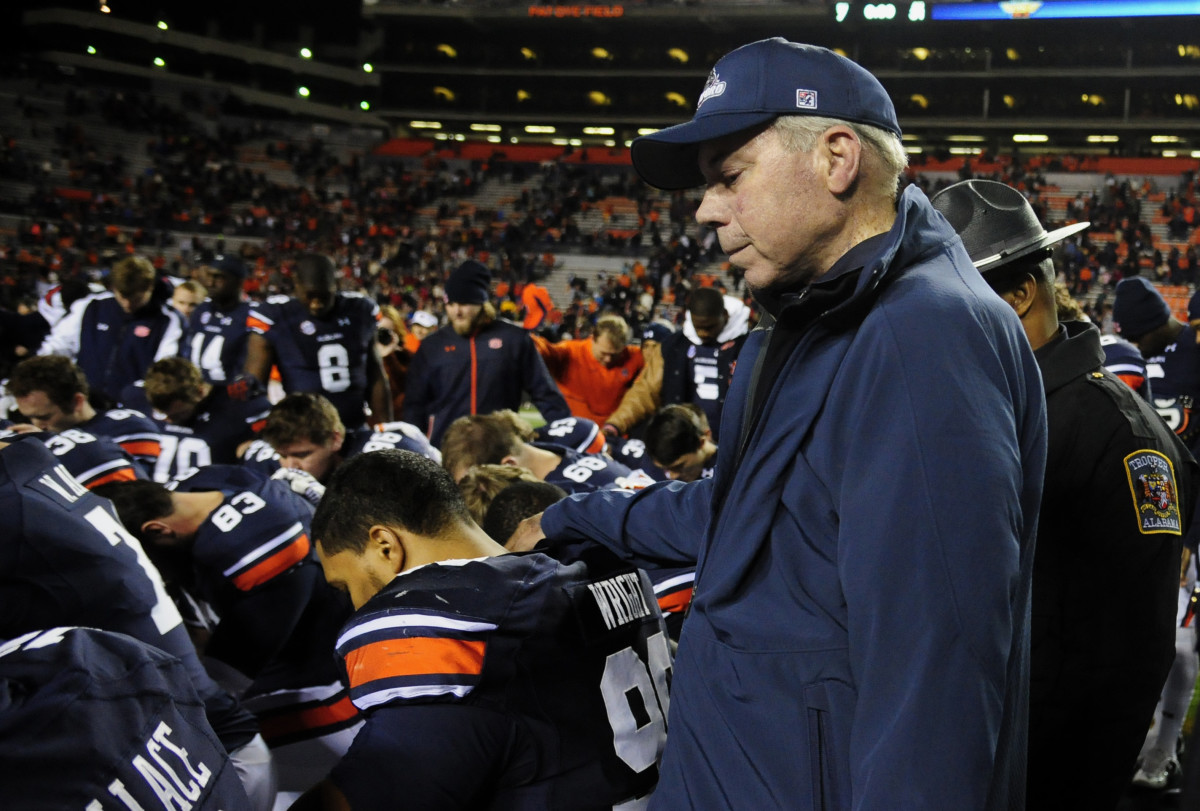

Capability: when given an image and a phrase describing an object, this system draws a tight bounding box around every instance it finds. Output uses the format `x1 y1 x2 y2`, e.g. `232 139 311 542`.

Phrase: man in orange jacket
521 281 555 331
532 313 643 425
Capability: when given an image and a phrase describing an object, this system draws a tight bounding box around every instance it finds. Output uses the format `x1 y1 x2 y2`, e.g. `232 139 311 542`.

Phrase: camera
376 326 395 346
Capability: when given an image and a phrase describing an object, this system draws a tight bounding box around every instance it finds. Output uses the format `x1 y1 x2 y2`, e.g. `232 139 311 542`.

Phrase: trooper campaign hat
930 179 1091 272
631 38 901 191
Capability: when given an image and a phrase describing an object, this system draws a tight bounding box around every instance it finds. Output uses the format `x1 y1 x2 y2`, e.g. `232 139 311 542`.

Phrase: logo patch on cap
697 71 727 108
796 89 818 110
1125 450 1182 535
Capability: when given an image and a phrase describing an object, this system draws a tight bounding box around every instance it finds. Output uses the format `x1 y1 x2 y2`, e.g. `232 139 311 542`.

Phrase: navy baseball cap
207 254 247 279
631 38 901 191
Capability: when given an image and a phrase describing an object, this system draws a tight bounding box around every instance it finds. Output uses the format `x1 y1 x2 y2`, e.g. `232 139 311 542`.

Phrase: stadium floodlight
526 125 556 134
153 57 166 68
300 48 313 59
360 101 371 111
87 46 96 55
99 4 110 12
1013 134 1049 142
156 21 168 30
363 63 374 73
298 87 311 98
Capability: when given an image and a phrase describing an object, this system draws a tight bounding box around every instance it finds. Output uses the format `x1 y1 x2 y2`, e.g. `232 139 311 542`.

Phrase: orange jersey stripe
657 589 693 615
258 696 359 744
86 468 139 489
120 440 161 458
247 316 272 332
230 534 311 591
345 637 486 690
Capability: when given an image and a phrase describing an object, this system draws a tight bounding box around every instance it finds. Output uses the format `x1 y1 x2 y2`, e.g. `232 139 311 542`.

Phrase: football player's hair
313 449 472 555
142 357 206 412
687 287 726 319
439 410 534 480
262 393 345 449
92 480 175 545
174 279 207 299
294 253 337 290
645 403 708 467
593 313 632 346
482 480 567 547
110 256 157 297
456 463 540 525
7 355 89 409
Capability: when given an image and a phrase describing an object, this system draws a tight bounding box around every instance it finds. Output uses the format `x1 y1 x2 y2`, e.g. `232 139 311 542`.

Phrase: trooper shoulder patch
1125 450 1183 535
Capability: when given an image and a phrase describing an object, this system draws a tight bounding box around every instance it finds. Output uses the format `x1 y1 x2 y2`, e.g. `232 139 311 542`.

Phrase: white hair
772 115 908 202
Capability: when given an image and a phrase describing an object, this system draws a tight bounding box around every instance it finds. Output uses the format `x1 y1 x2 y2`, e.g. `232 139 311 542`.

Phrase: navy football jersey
332 549 670 810
535 416 606 455
1146 324 1200 455
121 383 271 483
81 406 163 475
0 439 258 751
342 420 442 463
240 437 281 476
538 442 648 494
1101 333 1153 403
248 292 379 429
37 428 145 489
185 299 254 384
0 627 250 811
611 437 669 484
167 465 359 756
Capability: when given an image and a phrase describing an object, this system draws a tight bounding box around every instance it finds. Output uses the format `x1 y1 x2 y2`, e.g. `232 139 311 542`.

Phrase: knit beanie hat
444 261 492 305
1113 277 1171 340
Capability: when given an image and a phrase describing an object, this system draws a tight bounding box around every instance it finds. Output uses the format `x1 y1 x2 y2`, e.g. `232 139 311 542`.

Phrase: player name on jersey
84 721 215 811
587 571 654 631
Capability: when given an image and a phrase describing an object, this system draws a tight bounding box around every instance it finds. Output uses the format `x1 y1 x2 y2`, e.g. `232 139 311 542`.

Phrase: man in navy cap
511 38 1046 810
402 260 568 448
933 179 1198 807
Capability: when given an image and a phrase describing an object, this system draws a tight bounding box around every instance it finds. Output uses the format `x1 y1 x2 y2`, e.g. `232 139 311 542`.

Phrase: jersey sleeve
196 495 312 593
335 607 494 712
246 299 281 336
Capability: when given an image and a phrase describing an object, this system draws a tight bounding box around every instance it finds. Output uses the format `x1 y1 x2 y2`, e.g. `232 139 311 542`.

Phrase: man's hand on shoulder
506 512 546 551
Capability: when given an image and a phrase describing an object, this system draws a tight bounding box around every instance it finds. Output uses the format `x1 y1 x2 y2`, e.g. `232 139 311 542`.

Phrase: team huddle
0 248 699 810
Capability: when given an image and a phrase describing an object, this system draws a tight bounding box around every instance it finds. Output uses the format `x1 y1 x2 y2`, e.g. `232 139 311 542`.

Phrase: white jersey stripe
221 521 305 577
337 614 497 650
352 683 474 711
652 573 696 594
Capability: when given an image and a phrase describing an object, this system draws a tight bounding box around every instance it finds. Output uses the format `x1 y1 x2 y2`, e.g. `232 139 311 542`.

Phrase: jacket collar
760 184 960 333
1034 320 1105 394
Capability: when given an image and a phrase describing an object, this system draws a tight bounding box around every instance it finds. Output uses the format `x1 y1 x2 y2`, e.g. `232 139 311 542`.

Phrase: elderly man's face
695 126 832 295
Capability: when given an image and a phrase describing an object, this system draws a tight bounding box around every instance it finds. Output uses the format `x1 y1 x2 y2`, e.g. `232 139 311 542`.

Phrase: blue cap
1113 277 1171 341
207 254 247 280
631 38 901 191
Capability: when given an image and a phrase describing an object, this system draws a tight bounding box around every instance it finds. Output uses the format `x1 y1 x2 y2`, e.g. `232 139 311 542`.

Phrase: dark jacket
403 317 569 447
541 186 1047 810
1027 319 1198 808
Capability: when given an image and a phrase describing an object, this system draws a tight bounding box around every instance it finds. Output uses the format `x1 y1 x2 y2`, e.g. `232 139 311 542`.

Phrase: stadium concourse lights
583 127 615 136
410 121 442 130
1013 134 1049 143
1087 135 1120 143
525 125 556 134
470 124 502 132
